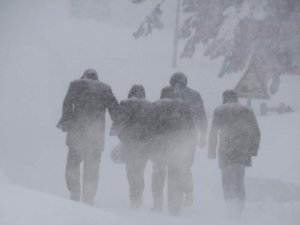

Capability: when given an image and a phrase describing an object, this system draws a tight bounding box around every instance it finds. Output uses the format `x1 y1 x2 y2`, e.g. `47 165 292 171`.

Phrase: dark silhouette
150 87 194 215
169 72 207 206
57 69 119 205
208 90 260 216
111 85 152 209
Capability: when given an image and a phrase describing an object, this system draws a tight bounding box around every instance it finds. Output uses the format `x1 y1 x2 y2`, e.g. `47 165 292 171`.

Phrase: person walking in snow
110 85 152 209
150 87 194 215
168 72 207 206
208 90 260 216
57 69 119 205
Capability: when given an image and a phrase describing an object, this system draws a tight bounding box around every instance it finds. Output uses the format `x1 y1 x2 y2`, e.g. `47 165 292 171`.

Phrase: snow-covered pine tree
131 0 300 94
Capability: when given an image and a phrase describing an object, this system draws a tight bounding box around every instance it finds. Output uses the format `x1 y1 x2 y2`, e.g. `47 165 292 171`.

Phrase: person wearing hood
111 85 152 209
57 69 119 205
208 90 260 216
168 72 207 206
150 87 194 215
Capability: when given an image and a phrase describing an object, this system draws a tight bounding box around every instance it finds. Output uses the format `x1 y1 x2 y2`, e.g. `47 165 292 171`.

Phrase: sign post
234 62 270 106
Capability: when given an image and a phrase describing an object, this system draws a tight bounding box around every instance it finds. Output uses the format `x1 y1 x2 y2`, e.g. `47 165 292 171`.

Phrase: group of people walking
57 69 260 217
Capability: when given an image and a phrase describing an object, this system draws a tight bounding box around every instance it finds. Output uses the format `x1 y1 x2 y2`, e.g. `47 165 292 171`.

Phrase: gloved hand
57 119 73 132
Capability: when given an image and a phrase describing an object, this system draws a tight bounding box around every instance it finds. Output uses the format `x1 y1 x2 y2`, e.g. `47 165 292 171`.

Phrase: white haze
0 0 300 225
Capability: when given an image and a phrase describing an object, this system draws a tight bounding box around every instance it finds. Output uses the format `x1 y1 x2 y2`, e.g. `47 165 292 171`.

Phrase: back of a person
112 85 151 209
150 87 194 214
152 99 179 136
170 72 207 132
61 70 118 150
208 90 260 216
58 68 119 205
168 72 207 207
175 86 198 109
118 97 152 144
151 97 193 156
72 78 111 122
216 102 255 154
67 79 108 147
210 90 260 169
152 99 182 137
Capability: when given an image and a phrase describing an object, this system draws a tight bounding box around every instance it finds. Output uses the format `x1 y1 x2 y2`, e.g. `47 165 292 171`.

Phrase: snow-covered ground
1 109 300 225
0 1 300 225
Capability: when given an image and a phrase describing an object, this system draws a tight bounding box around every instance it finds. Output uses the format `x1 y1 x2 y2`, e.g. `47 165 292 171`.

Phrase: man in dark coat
111 85 152 209
150 87 194 215
57 69 119 205
208 90 260 215
169 72 207 206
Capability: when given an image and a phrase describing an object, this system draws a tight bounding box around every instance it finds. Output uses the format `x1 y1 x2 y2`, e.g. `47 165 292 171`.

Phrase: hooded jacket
111 85 152 144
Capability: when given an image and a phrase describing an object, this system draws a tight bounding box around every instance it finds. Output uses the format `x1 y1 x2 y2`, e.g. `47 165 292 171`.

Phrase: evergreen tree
131 0 300 94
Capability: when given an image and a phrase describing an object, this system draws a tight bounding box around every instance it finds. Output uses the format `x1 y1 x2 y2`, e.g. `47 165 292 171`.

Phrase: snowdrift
1 174 300 225
0 180 128 225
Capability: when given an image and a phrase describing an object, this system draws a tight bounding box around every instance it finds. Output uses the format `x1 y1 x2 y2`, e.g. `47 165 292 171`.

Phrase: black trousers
151 153 184 214
123 144 148 205
181 131 198 196
65 146 101 204
221 164 246 210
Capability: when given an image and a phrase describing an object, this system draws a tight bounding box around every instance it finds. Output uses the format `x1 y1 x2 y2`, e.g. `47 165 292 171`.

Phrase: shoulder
160 98 174 105
93 81 116 97
187 87 200 95
217 103 251 114
140 99 152 108
120 99 128 105
119 100 131 112
69 79 82 87
120 98 150 106
96 81 111 91
120 98 136 107
214 105 224 116
67 79 87 92
232 103 253 114
185 87 203 101
174 98 187 107
153 99 165 108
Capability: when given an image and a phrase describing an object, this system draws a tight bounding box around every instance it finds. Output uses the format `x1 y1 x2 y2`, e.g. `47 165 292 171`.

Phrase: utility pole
172 0 181 68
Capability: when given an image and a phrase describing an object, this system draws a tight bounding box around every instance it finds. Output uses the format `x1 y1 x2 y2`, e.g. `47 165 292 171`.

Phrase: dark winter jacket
113 97 152 144
58 77 119 150
150 97 194 154
172 85 207 135
208 102 260 168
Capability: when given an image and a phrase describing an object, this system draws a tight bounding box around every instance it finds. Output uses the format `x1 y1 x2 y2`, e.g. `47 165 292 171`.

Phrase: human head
81 69 99 80
223 89 239 104
160 86 175 99
170 72 187 88
128 85 146 99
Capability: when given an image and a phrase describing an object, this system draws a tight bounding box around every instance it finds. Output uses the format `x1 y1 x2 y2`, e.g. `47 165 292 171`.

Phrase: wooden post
172 0 181 68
